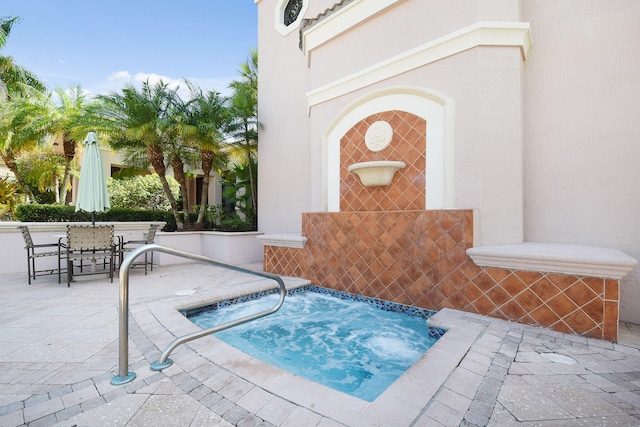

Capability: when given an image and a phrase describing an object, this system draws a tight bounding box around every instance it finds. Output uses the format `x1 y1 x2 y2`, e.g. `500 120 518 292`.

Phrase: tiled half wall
263 210 619 341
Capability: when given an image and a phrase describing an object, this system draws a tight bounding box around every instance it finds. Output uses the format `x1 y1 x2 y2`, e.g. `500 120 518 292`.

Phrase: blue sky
1 0 257 97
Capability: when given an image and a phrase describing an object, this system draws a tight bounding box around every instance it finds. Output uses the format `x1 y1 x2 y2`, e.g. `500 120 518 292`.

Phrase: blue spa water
188 290 438 401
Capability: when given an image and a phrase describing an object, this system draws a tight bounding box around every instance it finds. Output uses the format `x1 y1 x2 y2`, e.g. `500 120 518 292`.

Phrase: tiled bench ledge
467 242 638 280
258 233 307 249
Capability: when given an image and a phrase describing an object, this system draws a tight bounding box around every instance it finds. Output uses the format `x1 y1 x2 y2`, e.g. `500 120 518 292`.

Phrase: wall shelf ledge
467 242 638 280
258 233 308 249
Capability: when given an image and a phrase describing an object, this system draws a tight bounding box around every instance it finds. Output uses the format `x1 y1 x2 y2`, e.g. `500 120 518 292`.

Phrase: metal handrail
111 243 286 386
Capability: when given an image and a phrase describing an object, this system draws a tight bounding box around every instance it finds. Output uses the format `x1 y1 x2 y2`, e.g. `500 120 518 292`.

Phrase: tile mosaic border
181 285 445 338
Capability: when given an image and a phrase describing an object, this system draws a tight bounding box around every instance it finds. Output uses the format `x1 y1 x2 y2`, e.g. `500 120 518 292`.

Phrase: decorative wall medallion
365 121 393 152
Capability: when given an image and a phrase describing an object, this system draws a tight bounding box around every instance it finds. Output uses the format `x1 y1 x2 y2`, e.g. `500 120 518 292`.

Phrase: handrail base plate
150 359 173 371
111 372 136 386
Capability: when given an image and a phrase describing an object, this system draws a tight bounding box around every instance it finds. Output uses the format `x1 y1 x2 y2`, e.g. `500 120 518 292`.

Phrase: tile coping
138 278 481 425
467 242 638 279
257 233 307 248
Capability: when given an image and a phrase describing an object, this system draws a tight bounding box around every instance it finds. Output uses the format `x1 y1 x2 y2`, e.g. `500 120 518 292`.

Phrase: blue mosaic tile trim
302 285 438 321
182 288 283 317
183 285 438 323
429 328 447 339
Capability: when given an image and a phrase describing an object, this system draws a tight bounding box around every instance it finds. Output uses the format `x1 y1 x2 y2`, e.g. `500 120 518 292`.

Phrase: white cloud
107 71 132 82
133 72 182 89
93 71 235 99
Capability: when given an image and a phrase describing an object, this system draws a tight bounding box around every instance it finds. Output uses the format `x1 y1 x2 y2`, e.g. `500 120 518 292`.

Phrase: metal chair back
145 224 159 244
18 225 64 284
120 224 160 275
66 225 115 286
67 225 114 251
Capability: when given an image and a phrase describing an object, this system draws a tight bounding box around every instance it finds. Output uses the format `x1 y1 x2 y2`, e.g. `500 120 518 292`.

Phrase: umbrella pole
91 211 96 271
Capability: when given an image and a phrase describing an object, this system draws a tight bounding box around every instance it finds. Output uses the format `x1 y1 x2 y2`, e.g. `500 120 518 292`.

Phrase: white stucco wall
521 0 640 322
257 0 317 233
306 0 520 89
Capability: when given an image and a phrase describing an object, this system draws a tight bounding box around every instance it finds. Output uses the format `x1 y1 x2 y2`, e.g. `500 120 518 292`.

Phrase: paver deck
1 263 639 426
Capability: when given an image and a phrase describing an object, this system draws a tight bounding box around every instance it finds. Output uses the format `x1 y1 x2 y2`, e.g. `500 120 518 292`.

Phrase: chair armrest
33 243 63 248
123 239 147 245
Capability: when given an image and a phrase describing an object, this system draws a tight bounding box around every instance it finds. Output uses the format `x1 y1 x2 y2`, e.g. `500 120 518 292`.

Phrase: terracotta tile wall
263 109 618 341
264 210 618 341
340 111 426 211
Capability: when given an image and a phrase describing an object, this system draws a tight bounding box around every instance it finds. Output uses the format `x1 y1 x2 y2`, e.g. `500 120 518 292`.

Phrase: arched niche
322 86 456 212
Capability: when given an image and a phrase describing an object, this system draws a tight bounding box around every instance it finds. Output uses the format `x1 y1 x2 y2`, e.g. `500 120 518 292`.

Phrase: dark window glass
284 0 303 26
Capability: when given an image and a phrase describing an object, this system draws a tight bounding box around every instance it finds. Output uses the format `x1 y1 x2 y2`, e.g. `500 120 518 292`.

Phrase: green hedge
14 204 175 231
13 205 255 233
216 216 255 232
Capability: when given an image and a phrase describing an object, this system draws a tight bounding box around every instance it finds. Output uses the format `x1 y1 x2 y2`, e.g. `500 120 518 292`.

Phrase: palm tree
0 17 46 101
230 48 257 102
55 87 90 203
227 49 259 226
87 80 185 230
178 82 229 226
0 16 47 201
3 86 90 203
21 86 90 203
0 96 43 201
163 117 195 225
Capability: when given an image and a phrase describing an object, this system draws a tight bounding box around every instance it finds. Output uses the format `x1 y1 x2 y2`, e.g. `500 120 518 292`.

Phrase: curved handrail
111 243 286 386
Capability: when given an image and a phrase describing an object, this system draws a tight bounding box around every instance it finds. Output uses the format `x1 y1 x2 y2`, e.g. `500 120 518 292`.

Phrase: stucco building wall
256 0 313 233
256 0 640 322
308 46 526 246
521 1 640 321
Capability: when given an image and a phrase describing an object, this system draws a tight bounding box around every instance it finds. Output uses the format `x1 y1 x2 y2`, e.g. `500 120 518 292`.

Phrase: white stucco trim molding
467 243 638 280
306 21 532 111
301 0 404 58
258 233 308 248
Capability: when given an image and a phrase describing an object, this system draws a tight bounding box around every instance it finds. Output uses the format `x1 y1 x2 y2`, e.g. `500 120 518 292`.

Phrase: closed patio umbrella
75 131 110 224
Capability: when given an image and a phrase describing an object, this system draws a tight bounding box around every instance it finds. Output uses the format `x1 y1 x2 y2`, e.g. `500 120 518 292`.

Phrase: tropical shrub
108 174 180 210
207 203 254 232
0 176 25 219
217 216 255 232
16 150 68 204
220 158 257 230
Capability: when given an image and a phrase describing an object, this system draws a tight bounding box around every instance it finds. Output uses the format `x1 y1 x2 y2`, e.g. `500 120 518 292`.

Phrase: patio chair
120 224 159 275
19 225 65 284
66 225 116 286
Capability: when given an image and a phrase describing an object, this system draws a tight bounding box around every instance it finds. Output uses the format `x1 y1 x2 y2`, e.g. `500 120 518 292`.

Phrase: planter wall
0 223 263 279
154 231 264 266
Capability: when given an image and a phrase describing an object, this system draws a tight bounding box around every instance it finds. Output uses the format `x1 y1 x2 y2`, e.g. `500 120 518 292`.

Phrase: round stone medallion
365 121 393 152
